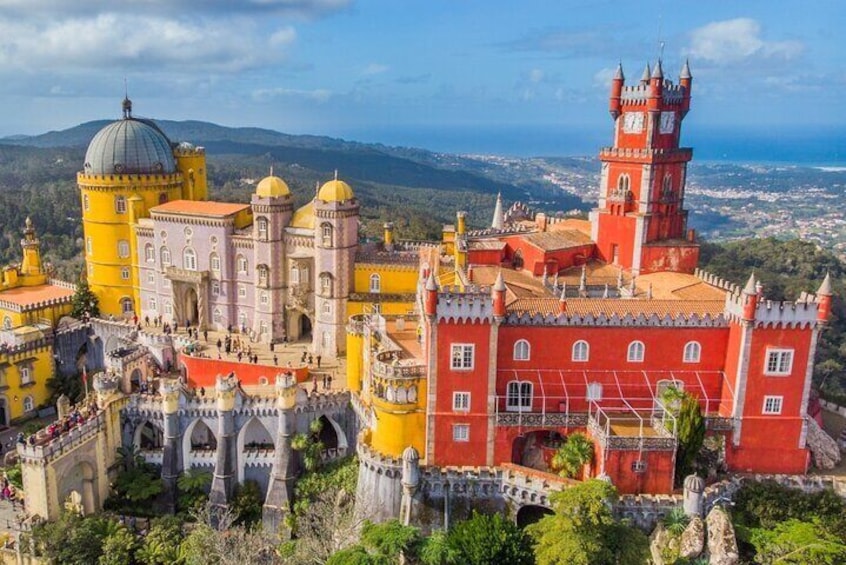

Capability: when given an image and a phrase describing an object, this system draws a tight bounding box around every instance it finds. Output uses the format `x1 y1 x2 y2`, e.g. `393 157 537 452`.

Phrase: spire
614 62 624 81
579 265 587 292
603 284 609 299
640 62 651 83
493 271 506 292
742 273 757 296
270 165 274 177
560 283 567 301
651 58 664 79
334 169 339 181
426 272 438 292
491 192 504 230
817 272 833 297
680 58 692 79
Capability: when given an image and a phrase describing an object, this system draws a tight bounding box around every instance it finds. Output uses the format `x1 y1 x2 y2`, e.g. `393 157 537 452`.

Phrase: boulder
706 506 739 565
649 523 681 565
806 417 841 470
680 515 705 559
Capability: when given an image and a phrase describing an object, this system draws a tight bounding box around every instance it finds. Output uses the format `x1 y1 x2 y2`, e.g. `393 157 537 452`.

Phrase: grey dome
84 118 176 175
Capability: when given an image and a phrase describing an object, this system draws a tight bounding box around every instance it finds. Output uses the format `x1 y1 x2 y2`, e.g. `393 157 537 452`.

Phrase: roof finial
122 78 132 119
817 271 833 297
270 165 274 177
334 169 338 181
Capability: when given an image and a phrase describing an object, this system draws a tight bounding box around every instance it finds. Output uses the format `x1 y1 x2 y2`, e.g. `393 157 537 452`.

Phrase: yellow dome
256 175 291 198
290 201 314 229
317 179 354 202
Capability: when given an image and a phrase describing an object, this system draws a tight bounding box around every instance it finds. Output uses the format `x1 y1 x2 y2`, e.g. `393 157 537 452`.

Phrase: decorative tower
312 174 359 357
590 59 698 275
159 378 184 512
262 373 299 536
19 218 46 282
78 99 207 317
252 172 294 343
209 373 239 511
491 193 504 230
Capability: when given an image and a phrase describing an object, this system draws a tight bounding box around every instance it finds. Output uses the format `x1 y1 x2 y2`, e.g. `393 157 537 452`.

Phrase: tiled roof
523 230 592 251
469 240 506 251
507 298 725 318
0 284 74 307
151 200 250 218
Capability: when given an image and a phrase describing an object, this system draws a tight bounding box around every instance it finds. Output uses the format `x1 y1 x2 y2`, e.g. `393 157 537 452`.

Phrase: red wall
599 448 676 494
180 354 309 388
640 244 699 275
468 248 505 266
595 212 637 270
432 321 492 466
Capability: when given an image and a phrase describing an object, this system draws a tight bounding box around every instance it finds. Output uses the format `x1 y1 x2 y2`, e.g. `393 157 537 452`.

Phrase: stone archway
236 417 274 483
512 430 564 472
183 419 218 469
58 460 97 516
516 505 553 529
288 311 313 342
317 415 348 453
134 421 164 450
185 287 199 326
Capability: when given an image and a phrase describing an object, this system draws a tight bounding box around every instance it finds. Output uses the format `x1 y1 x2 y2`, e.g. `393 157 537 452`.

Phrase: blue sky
0 0 843 146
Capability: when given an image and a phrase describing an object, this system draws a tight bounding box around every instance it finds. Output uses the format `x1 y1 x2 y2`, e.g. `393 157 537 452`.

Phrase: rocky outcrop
680 515 705 559
806 417 842 470
706 507 739 565
649 524 676 565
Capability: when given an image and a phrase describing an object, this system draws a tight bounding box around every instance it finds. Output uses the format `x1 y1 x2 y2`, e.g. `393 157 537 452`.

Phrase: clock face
622 112 644 134
660 111 676 134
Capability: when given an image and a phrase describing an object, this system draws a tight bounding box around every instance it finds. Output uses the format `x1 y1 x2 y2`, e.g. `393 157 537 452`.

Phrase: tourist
269 342 274 352
316 355 322 368
144 315 150 327
199 387 205 398
216 338 222 352
322 374 327 389
301 352 307 363
308 354 313 365
328 375 333 389
203 329 208 342
273 355 278 366
311 374 318 394
237 352 243 363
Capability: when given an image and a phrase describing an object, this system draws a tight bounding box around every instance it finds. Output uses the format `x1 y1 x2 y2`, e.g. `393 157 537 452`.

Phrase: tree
99 525 139 565
748 519 846 564
675 394 706 484
231 479 264 526
550 432 594 479
179 504 280 565
137 516 184 565
71 273 99 318
177 470 212 515
446 511 535 565
27 512 120 565
528 479 649 565
418 530 458 565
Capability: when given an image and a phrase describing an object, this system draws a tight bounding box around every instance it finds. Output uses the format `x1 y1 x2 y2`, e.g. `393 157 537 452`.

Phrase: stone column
262 373 298 536
160 378 183 512
683 474 705 517
209 374 239 512
400 446 420 526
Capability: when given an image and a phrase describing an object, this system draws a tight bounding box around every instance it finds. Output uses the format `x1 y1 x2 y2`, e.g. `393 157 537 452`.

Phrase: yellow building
0 218 73 425
78 98 207 317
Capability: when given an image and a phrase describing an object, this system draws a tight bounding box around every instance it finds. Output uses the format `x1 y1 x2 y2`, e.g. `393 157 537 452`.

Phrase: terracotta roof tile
507 298 725 318
0 284 74 307
523 230 592 251
151 200 250 218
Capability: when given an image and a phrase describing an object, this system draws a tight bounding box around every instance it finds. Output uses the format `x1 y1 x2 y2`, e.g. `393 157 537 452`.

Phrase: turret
93 370 121 410
384 222 395 251
648 59 664 111
492 272 506 319
491 193 504 230
639 62 651 84
679 59 693 116
742 273 758 322
816 273 833 323
19 217 43 277
424 273 438 317
454 211 467 270
609 62 624 119
456 211 467 236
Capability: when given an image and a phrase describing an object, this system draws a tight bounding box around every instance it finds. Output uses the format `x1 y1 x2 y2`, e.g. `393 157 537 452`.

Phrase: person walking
316 355 322 368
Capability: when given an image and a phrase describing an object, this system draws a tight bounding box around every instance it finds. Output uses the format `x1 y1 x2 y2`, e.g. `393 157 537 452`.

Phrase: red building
420 60 831 494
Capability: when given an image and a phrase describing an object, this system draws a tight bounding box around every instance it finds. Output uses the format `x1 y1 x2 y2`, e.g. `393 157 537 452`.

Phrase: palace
10 58 836 531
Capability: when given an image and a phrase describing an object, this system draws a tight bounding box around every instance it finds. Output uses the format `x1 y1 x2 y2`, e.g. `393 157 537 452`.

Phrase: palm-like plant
663 507 690 536
551 432 594 479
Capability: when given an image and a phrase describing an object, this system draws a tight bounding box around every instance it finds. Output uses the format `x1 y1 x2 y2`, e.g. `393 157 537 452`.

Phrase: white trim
683 341 701 363
572 340 589 362
764 348 794 376
513 339 530 361
505 381 533 412
450 343 474 371
452 392 470 412
762 395 783 415
631 215 646 275
452 424 470 442
627 340 645 362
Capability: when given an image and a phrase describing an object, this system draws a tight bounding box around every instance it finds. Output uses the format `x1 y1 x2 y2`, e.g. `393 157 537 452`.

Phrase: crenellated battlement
694 268 741 295
724 291 820 328
435 286 493 323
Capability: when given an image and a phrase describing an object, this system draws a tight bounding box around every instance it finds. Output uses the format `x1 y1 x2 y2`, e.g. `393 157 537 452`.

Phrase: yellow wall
0 343 54 422
370 404 426 458
354 264 419 294
347 301 415 317
0 302 72 329
174 149 208 202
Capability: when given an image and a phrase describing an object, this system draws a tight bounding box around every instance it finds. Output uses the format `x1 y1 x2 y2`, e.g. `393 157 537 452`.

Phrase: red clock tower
590 59 699 275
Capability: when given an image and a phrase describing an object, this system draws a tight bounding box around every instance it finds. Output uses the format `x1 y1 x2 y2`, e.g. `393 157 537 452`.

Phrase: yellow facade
0 341 55 423
79 149 208 317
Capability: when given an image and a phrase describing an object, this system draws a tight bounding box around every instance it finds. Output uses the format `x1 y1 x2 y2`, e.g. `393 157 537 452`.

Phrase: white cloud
252 87 332 103
362 63 389 76
686 18 803 65
528 68 545 84
592 67 616 89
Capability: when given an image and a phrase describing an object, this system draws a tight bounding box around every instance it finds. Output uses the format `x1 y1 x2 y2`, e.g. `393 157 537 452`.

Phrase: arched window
23 396 34 413
683 341 701 363
120 267 130 280
149 297 157 311
159 192 168 204
586 382 603 402
144 243 155 263
160 246 171 267
322 301 331 315
572 340 589 362
238 311 247 329
117 240 130 258
115 195 127 214
213 308 221 323
617 174 630 192
506 381 532 412
256 217 268 240
236 254 248 274
82 194 90 211
258 265 269 286
183 248 197 271
120 297 134 314
627 340 645 362
3 316 11 330
513 339 530 361
321 223 333 247
210 253 220 272
321 273 333 297
369 273 381 293
290 266 300 284
165 301 173 315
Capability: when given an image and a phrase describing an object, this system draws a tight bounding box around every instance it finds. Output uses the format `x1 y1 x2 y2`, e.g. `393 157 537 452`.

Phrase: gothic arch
57 460 97 516
317 414 348 452
183 419 218 468
133 420 164 450
236 417 274 483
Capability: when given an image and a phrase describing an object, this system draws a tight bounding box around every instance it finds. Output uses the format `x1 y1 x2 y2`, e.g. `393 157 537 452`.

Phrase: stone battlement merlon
724 292 820 327
435 286 494 323
694 268 741 295
599 147 693 162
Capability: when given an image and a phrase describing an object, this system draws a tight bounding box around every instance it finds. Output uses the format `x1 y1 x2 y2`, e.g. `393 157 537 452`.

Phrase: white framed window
765 349 793 376
257 217 268 239
210 253 220 272
450 344 474 371
161 247 171 267
237 254 248 274
213 308 222 323
763 395 783 415
586 382 603 402
453 392 471 411
321 273 333 297
258 265 269 286
572 340 589 362
238 285 247 298
121 267 130 280
147 271 155 284
513 339 530 361
290 267 300 284
321 223 333 247
149 297 157 310
120 297 133 314
115 195 127 214
117 240 130 258
260 292 269 306
370 273 381 293
683 341 701 363
86 237 92 255
452 424 470 442
144 243 155 263
183 247 197 271
20 366 31 385
211 280 220 296
506 381 532 412
627 340 645 362
165 301 173 315
83 194 90 211
23 396 34 413
322 302 331 315
371 303 381 315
